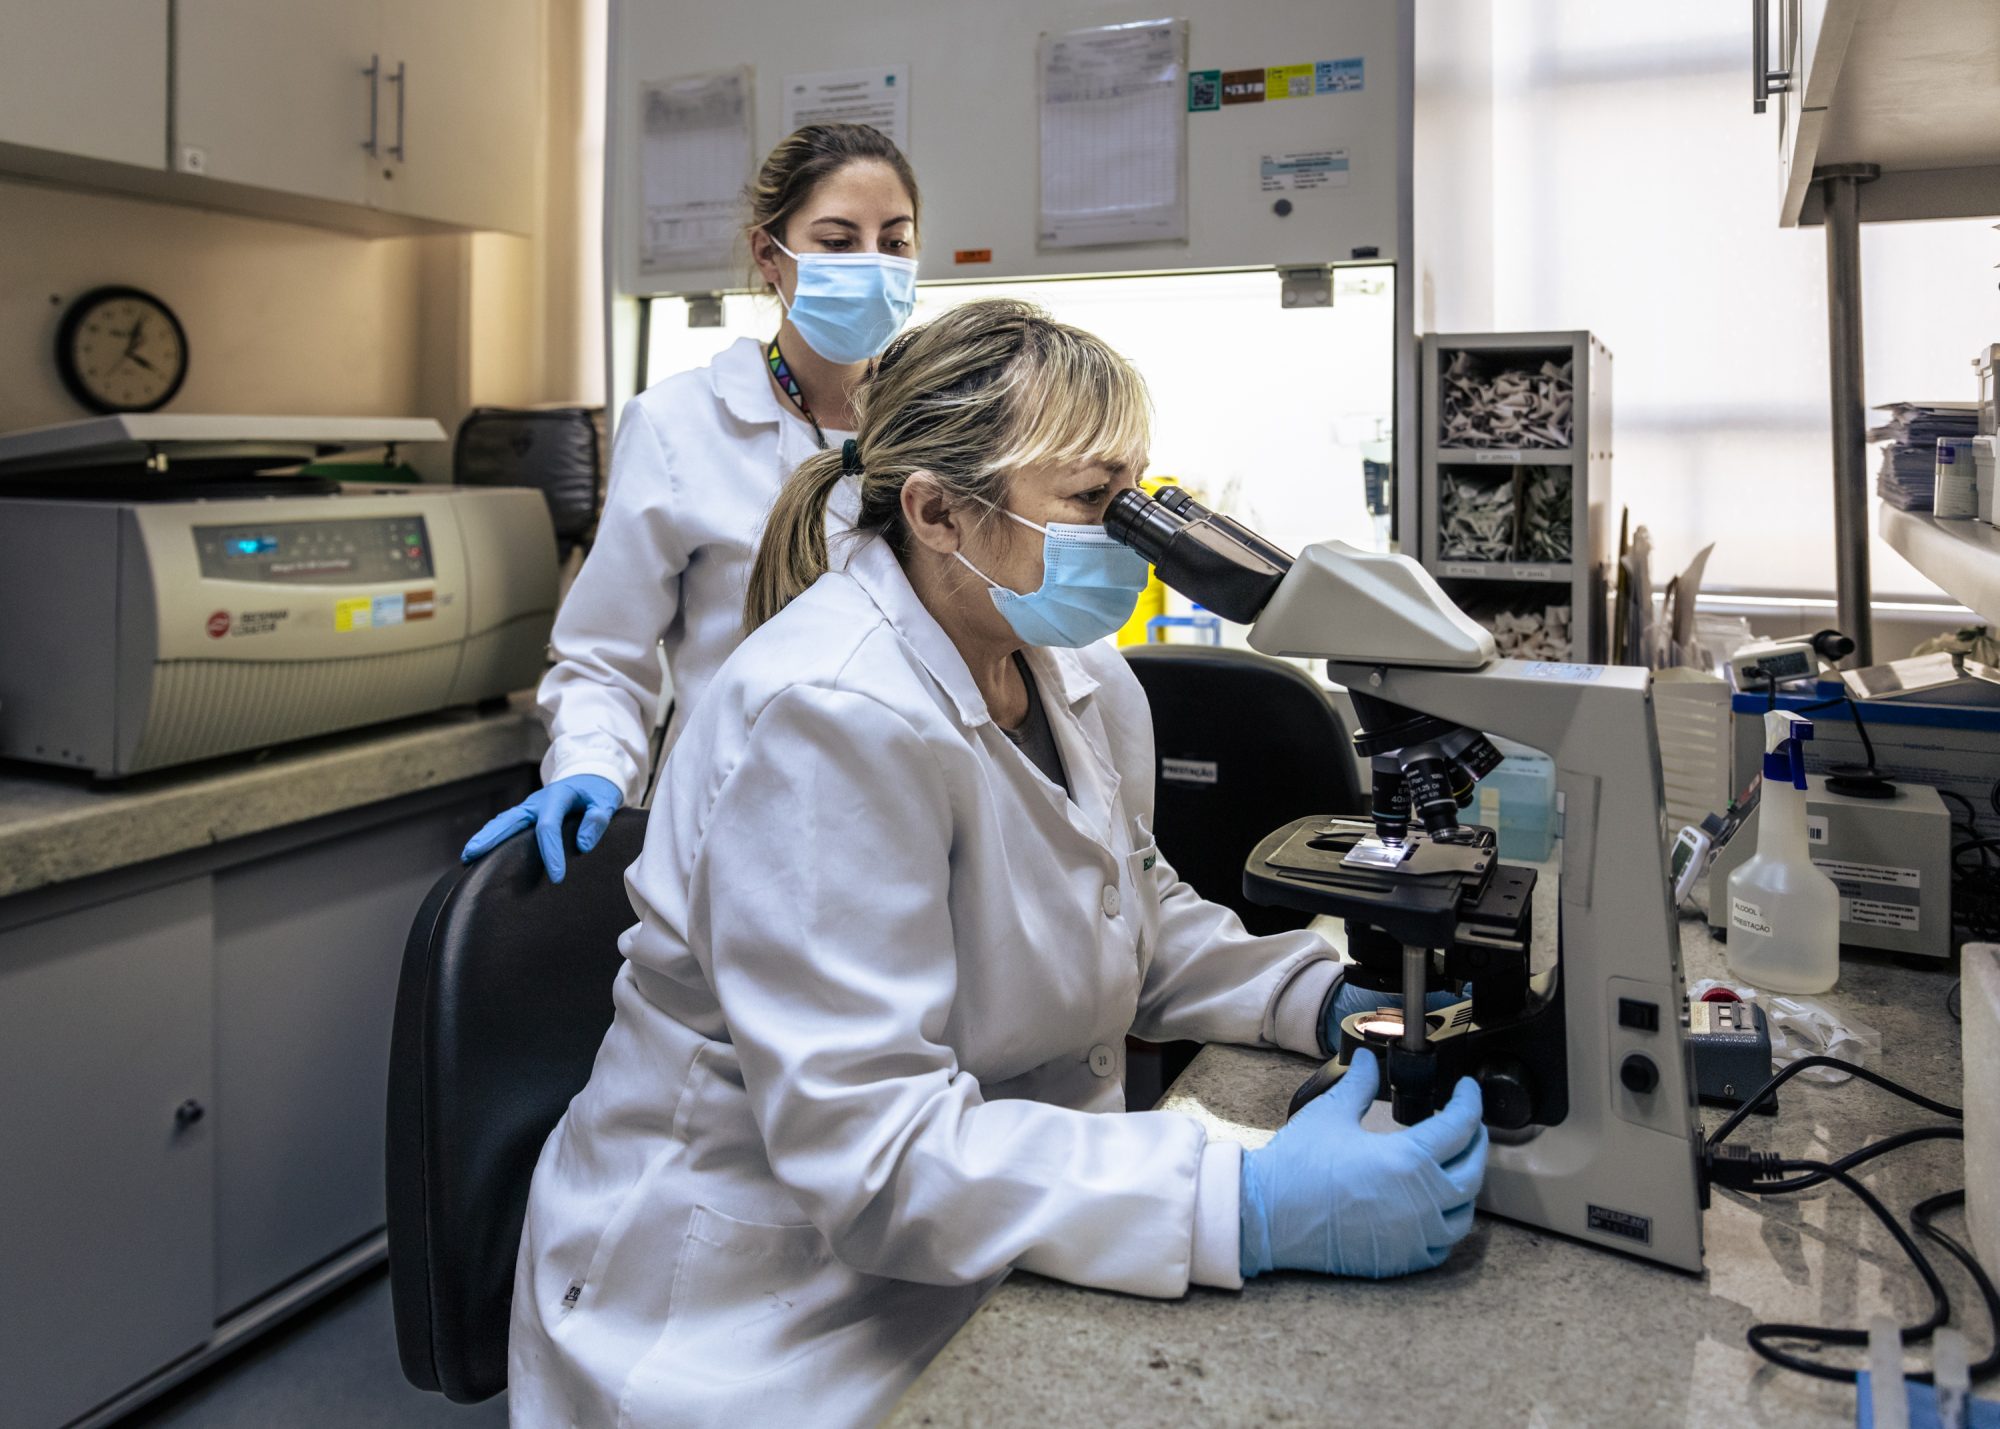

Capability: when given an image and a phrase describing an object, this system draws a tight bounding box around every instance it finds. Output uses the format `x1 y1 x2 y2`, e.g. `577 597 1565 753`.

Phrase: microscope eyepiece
1103 486 1293 625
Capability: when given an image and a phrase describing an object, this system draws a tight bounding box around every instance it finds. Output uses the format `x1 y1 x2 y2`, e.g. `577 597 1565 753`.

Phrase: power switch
1618 997 1660 1032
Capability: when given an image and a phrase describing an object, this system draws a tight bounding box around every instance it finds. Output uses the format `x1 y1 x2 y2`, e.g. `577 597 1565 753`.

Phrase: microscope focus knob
1620 1053 1660 1096
1473 1057 1533 1130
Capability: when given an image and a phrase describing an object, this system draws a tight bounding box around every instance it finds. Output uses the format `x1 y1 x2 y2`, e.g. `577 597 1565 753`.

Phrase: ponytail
745 448 848 629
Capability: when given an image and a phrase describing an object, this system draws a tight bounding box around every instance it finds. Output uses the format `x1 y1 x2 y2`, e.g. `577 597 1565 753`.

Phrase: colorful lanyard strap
766 338 828 451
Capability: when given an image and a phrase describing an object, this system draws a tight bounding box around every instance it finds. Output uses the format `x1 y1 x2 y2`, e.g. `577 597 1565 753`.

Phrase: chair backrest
385 808 645 1404
1124 645 1361 937
452 406 605 559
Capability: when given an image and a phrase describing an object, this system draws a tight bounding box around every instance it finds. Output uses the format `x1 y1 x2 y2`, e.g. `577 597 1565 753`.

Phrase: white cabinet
0 773 525 1427
1770 0 2000 225
174 0 379 207
373 0 541 234
0 880 217 1429
173 0 539 233
0 0 168 168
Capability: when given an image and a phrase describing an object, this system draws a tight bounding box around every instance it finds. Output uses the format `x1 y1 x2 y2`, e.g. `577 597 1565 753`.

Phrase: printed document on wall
783 66 909 153
1037 19 1187 250
640 69 753 276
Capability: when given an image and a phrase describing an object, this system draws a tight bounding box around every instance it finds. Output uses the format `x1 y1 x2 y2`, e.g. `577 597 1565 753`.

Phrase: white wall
1485 4 2000 607
1413 0 1495 334
0 179 427 431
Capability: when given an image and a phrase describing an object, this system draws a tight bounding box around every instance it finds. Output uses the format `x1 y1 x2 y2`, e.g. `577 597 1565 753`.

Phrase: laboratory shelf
1434 561 1576 584
1420 330 1612 662
1879 505 2000 628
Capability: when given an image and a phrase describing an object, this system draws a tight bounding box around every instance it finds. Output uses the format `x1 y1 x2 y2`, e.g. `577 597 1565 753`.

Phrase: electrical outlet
180 145 209 175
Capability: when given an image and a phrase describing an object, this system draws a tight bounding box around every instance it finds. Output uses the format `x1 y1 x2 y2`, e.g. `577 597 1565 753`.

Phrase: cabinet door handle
1750 0 1793 113
388 60 407 162
362 54 380 155
175 1098 206 1128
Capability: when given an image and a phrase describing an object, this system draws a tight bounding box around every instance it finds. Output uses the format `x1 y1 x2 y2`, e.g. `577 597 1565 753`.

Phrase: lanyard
766 338 828 452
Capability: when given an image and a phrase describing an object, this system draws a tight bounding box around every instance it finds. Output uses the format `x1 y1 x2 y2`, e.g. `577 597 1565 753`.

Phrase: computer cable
1941 780 2000 940
1702 1055 1997 1386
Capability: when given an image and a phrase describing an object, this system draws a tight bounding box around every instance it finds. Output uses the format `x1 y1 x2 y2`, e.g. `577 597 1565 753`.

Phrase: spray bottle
1726 710 1840 992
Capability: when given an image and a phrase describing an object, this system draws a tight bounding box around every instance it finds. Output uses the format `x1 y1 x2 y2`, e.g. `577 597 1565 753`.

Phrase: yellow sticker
334 596 373 632
1266 64 1314 100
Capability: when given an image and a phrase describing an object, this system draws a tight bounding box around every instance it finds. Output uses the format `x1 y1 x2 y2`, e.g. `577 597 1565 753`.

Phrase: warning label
1812 857 1919 889
1841 897 1920 932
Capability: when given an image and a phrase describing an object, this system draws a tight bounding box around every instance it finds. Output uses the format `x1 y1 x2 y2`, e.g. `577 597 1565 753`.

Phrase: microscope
1106 487 1705 1273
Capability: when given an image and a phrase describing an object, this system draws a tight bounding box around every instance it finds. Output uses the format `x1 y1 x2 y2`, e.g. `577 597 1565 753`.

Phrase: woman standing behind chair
507 300 1486 1428
461 123 921 881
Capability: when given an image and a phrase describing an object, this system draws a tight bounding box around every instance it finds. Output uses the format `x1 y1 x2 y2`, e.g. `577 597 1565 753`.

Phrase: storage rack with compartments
1419 330 1612 664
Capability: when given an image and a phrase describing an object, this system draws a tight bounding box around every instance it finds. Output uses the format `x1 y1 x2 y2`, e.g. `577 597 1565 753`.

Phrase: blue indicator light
233 536 277 555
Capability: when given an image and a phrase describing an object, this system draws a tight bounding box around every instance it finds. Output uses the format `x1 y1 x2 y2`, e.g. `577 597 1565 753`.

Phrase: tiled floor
117 1269 507 1428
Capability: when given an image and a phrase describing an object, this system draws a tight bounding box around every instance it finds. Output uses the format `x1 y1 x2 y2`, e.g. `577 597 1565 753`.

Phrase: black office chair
385 809 645 1405
1124 645 1362 936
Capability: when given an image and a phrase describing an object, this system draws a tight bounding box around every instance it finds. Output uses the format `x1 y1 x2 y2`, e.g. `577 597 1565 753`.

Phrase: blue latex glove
460 774 623 884
1240 1049 1488 1280
1322 975 1467 1054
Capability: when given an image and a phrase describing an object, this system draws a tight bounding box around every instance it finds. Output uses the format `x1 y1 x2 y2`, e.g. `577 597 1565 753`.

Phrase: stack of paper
1871 400 1980 511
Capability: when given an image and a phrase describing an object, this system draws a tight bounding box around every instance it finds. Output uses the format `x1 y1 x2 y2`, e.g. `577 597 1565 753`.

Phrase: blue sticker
372 592 406 627
1316 57 1364 94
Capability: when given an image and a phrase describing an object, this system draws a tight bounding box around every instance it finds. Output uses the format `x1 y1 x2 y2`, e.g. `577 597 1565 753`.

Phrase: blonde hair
746 299 1152 630
745 124 920 292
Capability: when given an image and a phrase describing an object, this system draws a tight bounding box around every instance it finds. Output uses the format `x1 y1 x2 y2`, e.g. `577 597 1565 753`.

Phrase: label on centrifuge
1730 897 1771 938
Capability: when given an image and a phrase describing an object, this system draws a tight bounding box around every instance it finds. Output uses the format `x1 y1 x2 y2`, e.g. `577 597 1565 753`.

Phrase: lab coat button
1088 1044 1116 1077
1100 884 1121 918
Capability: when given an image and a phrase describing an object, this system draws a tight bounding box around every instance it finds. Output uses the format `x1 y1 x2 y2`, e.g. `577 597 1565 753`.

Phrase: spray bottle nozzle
1761 710 1814 790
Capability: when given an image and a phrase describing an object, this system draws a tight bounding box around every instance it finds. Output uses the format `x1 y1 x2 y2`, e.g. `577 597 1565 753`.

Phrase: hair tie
841 437 862 474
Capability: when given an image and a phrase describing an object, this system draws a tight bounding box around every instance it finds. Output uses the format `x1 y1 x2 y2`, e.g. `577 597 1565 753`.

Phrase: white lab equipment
0 416 557 777
1107 484 1707 1272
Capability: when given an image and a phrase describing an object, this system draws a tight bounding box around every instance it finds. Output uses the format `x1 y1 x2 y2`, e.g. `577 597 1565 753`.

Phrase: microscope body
1105 488 1706 1273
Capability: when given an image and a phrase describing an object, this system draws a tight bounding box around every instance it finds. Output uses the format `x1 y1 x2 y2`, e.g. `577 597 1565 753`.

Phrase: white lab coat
508 533 1341 1429
536 336 857 800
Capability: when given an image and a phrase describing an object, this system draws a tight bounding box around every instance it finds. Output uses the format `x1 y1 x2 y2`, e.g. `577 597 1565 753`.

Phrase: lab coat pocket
616 1204 854 1426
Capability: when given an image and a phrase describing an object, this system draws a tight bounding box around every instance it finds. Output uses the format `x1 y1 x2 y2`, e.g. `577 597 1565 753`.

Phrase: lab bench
888 919 1978 1429
0 698 543 1429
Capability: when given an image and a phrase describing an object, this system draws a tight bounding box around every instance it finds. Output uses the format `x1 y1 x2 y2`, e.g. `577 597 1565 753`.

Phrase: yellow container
1115 475 1189 647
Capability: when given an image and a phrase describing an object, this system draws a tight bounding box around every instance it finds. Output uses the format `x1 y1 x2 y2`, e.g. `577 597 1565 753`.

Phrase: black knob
175 1098 206 1127
1474 1057 1534 1130
1620 1054 1659 1096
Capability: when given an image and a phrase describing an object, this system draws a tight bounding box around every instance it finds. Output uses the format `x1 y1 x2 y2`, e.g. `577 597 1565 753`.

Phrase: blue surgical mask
954 508 1151 648
772 237 918 365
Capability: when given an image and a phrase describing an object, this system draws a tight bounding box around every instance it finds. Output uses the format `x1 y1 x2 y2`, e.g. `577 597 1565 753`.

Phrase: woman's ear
901 472 962 556
750 227 786 295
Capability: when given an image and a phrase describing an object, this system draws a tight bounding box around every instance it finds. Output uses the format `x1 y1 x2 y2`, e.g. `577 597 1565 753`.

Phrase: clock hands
104 313 151 376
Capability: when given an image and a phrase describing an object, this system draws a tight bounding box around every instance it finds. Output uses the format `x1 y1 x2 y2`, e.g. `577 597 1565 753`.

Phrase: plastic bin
1475 737 1557 862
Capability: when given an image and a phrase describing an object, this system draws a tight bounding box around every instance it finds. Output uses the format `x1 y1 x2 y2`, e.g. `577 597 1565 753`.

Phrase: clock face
57 286 189 414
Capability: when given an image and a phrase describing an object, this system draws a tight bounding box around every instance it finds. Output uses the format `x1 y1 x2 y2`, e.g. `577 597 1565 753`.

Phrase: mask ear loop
953 497 1047 593
759 229 796 311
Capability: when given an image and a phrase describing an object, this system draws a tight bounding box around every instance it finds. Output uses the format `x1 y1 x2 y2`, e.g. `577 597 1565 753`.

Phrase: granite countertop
0 695 547 899
889 920 1976 1428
